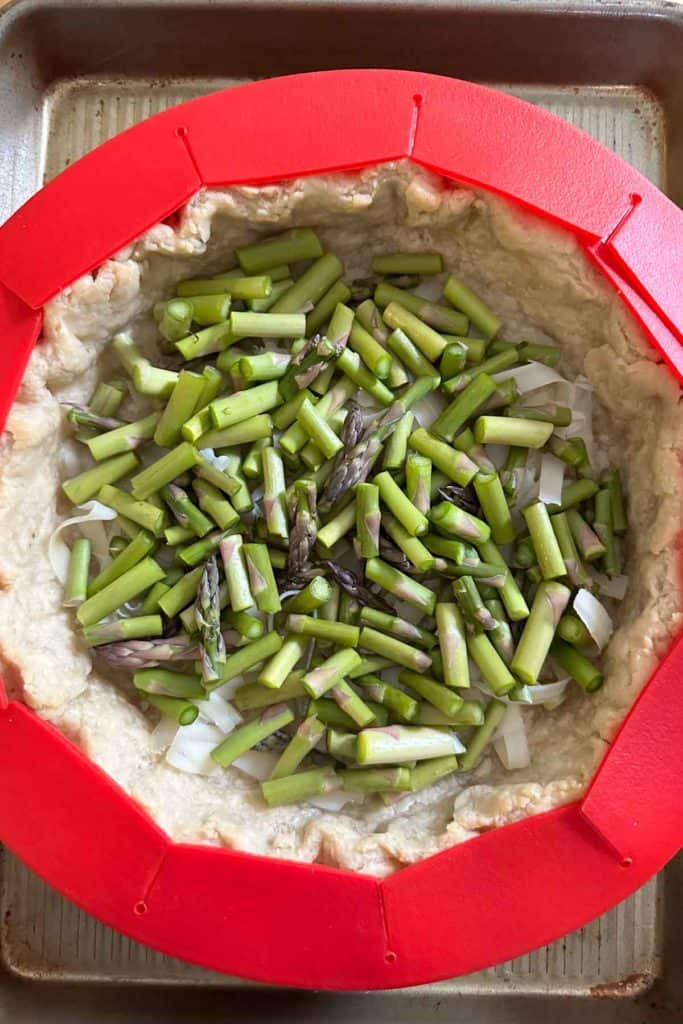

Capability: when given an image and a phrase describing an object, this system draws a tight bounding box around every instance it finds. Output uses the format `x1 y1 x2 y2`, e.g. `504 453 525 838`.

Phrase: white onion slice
538 453 565 507
196 691 243 733
411 275 446 302
573 588 614 650
166 739 218 776
165 718 224 776
526 679 569 704
511 464 539 510
150 716 178 752
49 500 117 583
199 447 230 472
448 733 467 755
493 704 530 770
212 676 246 701
412 390 447 429
492 361 566 394
308 790 365 811
588 570 629 600
233 749 280 781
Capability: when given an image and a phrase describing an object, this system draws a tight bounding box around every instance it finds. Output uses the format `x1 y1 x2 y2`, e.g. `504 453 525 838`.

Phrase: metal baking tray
0 0 681 1019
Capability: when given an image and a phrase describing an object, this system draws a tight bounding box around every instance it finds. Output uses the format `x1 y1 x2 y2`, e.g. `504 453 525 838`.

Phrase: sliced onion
196 691 243 733
308 790 365 811
411 276 446 302
165 718 224 776
538 452 565 507
492 362 565 394
493 703 530 770
526 679 569 704
233 749 279 781
150 716 178 752
412 390 447 429
573 588 614 650
199 447 230 472
588 570 629 600
448 733 467 755
49 500 117 583
511 464 539 509
166 739 218 776
212 676 246 701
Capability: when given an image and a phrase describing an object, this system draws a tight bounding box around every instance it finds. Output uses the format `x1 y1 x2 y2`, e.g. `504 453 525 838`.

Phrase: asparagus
473 471 515 545
510 581 571 685
207 633 284 692
89 379 127 417
145 694 199 726
134 667 205 700
473 416 554 449
282 578 332 614
557 613 591 647
458 699 506 771
432 372 497 441
382 302 447 361
550 511 589 587
242 542 281 613
442 273 501 339
409 755 459 791
93 632 197 667
435 602 470 688
287 614 359 647
261 447 289 539
77 558 165 627
194 556 226 683
375 470 428 537
604 470 627 534
566 508 606 562
233 673 307 711
236 228 323 274
550 639 604 692
373 252 442 275
594 488 619 576
355 482 381 559
211 704 294 767
341 767 411 792
192 478 240 531
87 529 156 597
374 283 468 335
485 598 515 664
523 501 567 580
63 452 140 505
356 725 462 765
130 443 201 501
331 680 376 728
405 453 432 517
398 670 464 718
439 342 468 378
259 636 308 690
452 575 497 631
262 768 337 807
359 625 432 672
476 539 530 621
209 381 281 431
336 348 394 407
270 716 327 779
365 558 436 615
86 412 160 462
356 676 419 723
218 534 253 612
408 428 478 486
63 538 91 607
306 280 353 336
430 502 490 545
359 607 435 650
270 253 343 315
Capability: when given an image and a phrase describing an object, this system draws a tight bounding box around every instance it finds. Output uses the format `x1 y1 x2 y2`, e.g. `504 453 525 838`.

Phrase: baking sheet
0 0 681 1015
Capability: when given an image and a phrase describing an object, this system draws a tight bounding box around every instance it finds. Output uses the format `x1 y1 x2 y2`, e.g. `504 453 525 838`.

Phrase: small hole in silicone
385 951 397 964
134 900 148 916
175 126 189 138
629 193 642 206
619 856 633 869
413 93 423 107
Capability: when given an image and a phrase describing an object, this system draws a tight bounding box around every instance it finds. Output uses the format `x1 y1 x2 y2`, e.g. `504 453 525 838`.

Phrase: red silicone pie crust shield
0 71 681 990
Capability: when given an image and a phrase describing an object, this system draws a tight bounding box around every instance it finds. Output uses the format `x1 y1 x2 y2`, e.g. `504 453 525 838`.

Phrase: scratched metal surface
0 1 681 1018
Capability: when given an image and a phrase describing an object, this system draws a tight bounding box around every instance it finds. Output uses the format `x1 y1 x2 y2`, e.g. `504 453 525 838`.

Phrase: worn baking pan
0 64 681 990
0 0 682 1019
